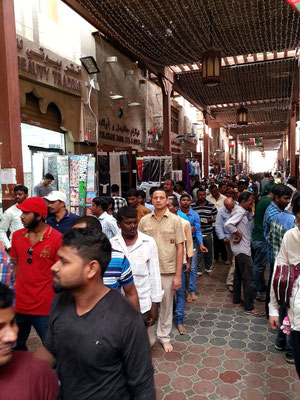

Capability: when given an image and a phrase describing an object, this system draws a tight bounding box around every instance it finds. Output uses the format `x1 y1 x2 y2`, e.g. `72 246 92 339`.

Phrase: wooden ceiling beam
178 64 186 71
224 57 229 66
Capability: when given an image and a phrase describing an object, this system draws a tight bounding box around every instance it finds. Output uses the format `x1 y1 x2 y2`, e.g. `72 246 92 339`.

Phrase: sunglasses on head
27 248 33 264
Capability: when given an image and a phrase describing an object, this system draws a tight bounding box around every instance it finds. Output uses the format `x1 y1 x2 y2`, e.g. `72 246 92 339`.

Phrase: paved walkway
27 262 300 399
152 262 300 400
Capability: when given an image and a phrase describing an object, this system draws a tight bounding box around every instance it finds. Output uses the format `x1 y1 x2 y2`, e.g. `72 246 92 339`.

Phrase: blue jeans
15 313 49 350
175 265 186 325
252 240 268 292
188 237 198 294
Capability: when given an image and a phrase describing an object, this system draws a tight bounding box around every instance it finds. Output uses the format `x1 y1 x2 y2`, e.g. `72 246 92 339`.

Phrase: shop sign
98 117 141 146
16 37 82 95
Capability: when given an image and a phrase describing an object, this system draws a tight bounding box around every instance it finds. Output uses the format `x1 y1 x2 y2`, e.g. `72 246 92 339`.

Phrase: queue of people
0 172 300 399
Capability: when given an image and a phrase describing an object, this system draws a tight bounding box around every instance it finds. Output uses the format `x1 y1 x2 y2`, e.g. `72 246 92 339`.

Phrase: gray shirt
34 182 53 197
225 205 253 257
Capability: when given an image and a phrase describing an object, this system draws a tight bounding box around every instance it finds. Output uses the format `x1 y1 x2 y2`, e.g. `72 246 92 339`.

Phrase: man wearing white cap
45 191 79 234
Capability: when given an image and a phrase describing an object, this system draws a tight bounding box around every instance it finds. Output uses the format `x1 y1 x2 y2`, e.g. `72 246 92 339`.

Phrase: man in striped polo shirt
192 187 218 274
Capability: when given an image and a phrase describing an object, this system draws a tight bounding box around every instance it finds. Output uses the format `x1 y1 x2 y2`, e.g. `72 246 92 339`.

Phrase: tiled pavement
28 261 300 399
152 262 300 400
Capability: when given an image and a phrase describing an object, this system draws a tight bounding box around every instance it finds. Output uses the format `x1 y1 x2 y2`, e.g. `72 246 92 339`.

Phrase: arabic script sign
16 36 82 95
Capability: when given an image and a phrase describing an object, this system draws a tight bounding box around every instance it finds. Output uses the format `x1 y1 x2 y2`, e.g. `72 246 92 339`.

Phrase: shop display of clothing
98 153 110 194
110 152 121 189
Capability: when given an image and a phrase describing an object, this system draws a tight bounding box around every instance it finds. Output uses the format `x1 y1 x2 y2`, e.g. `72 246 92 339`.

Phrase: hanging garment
150 158 160 182
137 157 143 182
98 153 110 195
193 161 201 177
161 157 172 181
142 158 151 182
185 161 192 194
109 152 121 189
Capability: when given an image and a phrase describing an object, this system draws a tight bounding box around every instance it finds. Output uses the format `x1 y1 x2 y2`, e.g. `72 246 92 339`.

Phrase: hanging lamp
202 12 222 86
236 105 248 125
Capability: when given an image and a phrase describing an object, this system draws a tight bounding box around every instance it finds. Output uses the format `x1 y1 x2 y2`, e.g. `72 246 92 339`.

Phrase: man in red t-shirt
0 282 58 399
10 197 62 350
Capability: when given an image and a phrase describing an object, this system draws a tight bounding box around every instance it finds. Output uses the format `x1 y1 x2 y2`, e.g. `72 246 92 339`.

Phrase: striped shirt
192 201 217 236
0 244 14 292
112 195 127 213
99 212 120 239
103 249 134 289
263 202 282 262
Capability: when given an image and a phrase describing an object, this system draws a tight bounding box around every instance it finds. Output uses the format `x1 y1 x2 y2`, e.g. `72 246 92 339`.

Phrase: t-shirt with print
11 226 62 315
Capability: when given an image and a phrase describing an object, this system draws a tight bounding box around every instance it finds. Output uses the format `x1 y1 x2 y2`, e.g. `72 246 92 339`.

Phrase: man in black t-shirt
35 228 155 400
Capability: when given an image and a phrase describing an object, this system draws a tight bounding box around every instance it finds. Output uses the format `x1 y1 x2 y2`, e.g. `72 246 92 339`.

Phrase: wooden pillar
289 102 296 176
203 123 209 178
235 137 238 164
225 131 229 174
0 0 23 211
159 69 173 154
241 144 244 170
283 134 287 173
244 146 248 173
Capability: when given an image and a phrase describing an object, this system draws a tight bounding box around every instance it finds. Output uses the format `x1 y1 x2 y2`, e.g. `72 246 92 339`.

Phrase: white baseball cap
44 191 67 203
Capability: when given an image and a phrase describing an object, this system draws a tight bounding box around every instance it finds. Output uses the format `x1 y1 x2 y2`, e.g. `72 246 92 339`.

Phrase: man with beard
45 191 79 234
10 198 62 350
35 228 155 400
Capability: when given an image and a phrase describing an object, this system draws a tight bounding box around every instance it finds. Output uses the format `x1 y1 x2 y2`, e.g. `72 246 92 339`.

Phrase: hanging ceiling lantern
201 11 221 86
236 106 248 125
202 48 222 86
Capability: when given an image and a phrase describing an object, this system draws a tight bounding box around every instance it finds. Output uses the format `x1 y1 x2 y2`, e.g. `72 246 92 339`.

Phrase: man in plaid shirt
111 184 127 213
0 242 14 292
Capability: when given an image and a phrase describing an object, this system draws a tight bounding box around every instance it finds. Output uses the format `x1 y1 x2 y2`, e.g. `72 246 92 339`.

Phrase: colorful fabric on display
249 138 255 145
78 156 88 212
57 156 70 207
86 156 96 192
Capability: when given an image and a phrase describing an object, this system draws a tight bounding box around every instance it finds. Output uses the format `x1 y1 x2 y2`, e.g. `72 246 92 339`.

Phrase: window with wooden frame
171 107 179 134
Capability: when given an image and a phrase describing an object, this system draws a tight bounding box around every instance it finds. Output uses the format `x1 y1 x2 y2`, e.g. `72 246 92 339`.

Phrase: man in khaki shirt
139 189 184 352
167 195 193 335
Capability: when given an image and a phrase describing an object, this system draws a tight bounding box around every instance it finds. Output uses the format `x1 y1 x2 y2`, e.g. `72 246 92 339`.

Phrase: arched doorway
21 92 66 195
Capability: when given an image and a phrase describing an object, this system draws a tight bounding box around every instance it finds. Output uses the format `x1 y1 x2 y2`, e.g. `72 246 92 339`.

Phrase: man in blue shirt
45 191 79 234
180 194 207 301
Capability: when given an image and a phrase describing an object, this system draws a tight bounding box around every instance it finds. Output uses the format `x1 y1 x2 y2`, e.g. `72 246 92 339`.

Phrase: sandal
244 309 265 317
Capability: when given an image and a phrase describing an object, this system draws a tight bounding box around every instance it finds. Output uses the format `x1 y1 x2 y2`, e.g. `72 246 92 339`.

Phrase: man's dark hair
180 193 191 201
72 216 102 231
287 176 296 186
291 191 300 208
176 181 185 189
152 188 167 198
149 186 159 196
111 184 120 193
139 190 146 199
238 191 252 203
197 187 206 194
44 173 54 180
264 172 270 178
62 228 111 277
92 197 109 212
0 283 14 309
292 195 300 215
219 182 227 188
106 196 115 209
127 189 140 198
14 184 28 194
116 206 138 223
273 184 292 199
168 195 179 208
209 184 218 191
165 179 175 187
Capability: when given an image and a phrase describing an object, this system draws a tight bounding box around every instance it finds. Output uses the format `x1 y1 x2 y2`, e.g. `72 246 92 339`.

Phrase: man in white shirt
0 185 28 252
110 206 163 333
207 184 227 263
91 197 120 239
